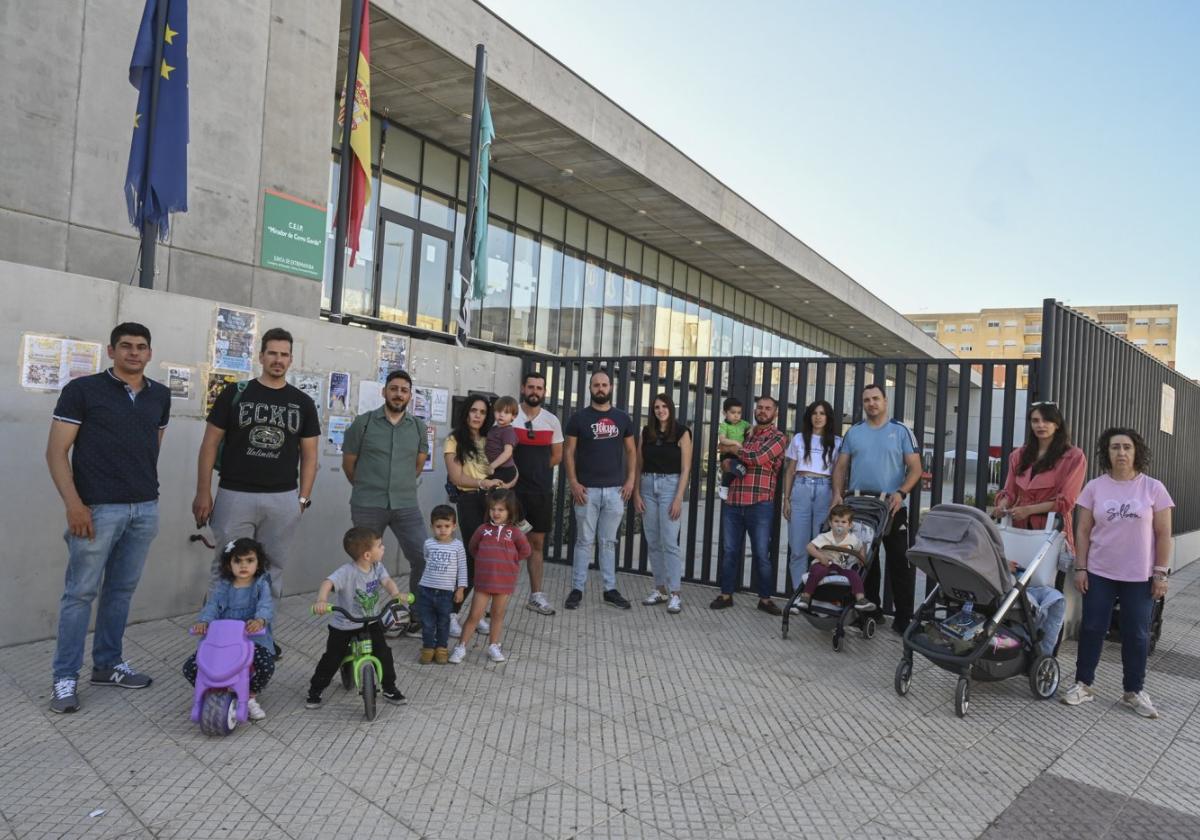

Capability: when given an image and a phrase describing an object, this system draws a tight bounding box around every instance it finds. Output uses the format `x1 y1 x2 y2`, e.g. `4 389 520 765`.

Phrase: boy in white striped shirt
418 505 468 664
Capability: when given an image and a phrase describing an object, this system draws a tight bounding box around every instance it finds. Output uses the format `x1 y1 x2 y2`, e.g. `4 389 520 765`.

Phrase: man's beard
387 398 409 412
592 392 611 406
523 392 542 407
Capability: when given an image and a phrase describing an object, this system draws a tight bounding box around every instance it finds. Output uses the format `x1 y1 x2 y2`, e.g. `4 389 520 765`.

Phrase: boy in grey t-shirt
306 527 406 707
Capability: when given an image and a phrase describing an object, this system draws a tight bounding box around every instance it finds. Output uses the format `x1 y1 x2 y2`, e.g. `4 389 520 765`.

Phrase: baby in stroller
798 504 875 612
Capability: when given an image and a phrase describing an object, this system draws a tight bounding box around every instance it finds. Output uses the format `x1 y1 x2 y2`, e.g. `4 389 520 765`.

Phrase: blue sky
480 0 1200 375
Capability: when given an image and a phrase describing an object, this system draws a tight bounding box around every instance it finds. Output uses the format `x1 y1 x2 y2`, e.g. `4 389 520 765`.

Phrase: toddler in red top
449 489 531 664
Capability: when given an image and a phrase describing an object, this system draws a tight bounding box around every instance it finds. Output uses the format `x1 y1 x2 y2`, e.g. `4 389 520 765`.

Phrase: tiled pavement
2 560 1199 839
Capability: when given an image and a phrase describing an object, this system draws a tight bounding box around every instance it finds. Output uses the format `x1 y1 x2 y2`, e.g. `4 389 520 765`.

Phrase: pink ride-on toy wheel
189 619 259 735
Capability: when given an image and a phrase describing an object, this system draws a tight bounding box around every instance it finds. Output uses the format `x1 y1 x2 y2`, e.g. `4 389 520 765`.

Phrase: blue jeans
573 486 625 592
787 477 832 591
1026 585 1066 657
1075 573 1153 693
720 500 774 597
416 586 455 649
52 502 160 680
641 474 683 593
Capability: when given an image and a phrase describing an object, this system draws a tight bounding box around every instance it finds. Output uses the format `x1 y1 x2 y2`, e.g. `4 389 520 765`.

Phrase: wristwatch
897 489 908 500
299 496 312 510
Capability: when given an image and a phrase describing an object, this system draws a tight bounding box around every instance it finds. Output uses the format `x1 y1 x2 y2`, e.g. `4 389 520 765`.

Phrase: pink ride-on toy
189 619 263 735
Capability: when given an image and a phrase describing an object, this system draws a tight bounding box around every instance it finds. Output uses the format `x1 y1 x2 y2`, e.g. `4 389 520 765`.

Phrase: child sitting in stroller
798 504 876 612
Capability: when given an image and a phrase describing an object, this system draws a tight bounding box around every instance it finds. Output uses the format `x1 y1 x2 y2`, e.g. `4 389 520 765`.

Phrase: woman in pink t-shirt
1061 428 1174 718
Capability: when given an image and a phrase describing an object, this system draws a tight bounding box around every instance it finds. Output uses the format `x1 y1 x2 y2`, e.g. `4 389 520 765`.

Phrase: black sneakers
709 594 734 610
603 589 632 610
91 662 152 689
305 694 322 709
565 589 583 610
382 687 407 705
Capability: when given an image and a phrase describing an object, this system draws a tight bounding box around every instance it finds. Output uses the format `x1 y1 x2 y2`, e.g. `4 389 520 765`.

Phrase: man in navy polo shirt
46 322 171 713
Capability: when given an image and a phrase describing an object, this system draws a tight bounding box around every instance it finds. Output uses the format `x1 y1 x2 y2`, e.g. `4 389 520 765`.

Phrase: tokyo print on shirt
207 380 321 493
564 405 634 487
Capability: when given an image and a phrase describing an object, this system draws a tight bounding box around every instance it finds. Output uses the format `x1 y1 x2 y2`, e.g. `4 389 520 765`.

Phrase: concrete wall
0 0 339 318
0 262 521 645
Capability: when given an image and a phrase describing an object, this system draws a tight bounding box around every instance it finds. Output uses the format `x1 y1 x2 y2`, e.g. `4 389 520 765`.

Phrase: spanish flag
338 1 371 267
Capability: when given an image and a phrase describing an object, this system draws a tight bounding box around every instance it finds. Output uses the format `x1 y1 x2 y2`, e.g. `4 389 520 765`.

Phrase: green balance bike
313 597 405 721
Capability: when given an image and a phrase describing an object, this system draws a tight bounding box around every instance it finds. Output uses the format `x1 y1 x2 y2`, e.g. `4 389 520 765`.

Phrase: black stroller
782 494 892 652
895 504 1061 717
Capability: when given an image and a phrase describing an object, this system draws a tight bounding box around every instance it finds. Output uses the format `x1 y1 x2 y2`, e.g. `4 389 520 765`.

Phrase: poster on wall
167 366 192 400
1161 383 1175 435
358 381 384 414
326 415 353 455
377 333 409 383
19 334 104 390
289 371 323 409
204 372 243 416
411 386 449 423
424 424 435 472
328 371 350 412
212 307 258 373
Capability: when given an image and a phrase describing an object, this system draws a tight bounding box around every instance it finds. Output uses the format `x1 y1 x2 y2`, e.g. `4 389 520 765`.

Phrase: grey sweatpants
350 505 427 606
210 488 302 601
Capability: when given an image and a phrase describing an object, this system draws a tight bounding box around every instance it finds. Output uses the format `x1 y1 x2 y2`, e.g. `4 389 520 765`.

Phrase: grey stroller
895 504 1062 717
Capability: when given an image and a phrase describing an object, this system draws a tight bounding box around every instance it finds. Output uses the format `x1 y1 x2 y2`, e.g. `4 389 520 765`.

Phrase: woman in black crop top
633 394 692 613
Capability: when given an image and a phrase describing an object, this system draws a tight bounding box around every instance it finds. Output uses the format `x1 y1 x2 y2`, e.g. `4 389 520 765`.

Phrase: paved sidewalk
2 560 1199 840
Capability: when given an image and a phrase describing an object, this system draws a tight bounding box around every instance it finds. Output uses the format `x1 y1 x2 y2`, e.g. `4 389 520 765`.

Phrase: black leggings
456 491 487 600
308 624 397 695
183 642 275 693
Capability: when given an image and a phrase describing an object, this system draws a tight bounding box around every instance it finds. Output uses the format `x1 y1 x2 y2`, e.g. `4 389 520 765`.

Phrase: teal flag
470 97 494 300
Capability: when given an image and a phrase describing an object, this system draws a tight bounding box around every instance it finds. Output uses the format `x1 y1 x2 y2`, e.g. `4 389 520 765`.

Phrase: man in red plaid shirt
710 395 789 614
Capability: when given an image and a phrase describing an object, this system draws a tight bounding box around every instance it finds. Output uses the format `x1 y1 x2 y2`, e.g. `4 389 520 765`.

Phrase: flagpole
137 0 170 289
330 0 365 322
456 44 487 348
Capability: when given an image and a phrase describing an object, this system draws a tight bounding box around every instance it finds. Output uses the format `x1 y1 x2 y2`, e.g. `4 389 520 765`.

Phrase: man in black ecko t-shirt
192 328 320 616
563 369 637 611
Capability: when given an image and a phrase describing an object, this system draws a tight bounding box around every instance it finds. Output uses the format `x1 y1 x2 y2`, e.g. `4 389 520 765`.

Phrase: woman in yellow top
443 396 517 634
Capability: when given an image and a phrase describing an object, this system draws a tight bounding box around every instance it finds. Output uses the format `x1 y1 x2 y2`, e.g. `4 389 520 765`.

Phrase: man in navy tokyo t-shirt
563 369 636 611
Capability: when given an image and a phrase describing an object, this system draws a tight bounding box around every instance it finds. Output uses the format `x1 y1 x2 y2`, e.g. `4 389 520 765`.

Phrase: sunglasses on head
1030 401 1058 408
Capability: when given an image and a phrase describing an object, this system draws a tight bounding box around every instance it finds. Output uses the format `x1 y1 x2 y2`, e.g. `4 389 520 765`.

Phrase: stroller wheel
954 677 970 718
863 618 877 639
1029 655 1060 700
894 659 912 697
831 633 843 653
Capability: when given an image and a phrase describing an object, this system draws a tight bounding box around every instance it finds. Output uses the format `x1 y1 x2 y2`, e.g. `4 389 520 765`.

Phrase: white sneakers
527 592 556 615
449 614 463 638
448 644 466 664
667 594 682 614
246 697 266 721
448 642 506 663
1121 690 1160 719
1060 682 1094 705
642 590 668 606
487 643 506 662
477 617 491 634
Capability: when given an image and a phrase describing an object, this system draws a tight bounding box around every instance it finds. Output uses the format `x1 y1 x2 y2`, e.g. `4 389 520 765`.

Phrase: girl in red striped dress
449 490 531 664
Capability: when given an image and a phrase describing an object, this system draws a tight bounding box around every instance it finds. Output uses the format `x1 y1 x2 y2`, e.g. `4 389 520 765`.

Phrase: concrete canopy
343 0 950 360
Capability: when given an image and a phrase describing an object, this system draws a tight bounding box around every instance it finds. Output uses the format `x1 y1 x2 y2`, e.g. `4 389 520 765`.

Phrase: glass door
373 208 453 332
414 234 451 332
376 215 415 325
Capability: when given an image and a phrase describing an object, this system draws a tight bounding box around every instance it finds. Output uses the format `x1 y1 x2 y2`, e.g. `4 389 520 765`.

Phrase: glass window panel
674 261 688 293
626 240 643 275
536 240 563 353
602 269 623 356
377 221 414 325
323 162 379 315
516 186 542 230
380 174 418 218
654 292 673 356
386 127 421 182
542 199 565 241
480 221 514 343
700 274 712 302
607 230 626 267
659 254 674 288
751 326 763 356
451 204 465 322
508 229 539 349
457 159 469 201
565 210 587 249
687 267 700 298
731 320 745 358
698 306 713 358
685 297 699 356
621 275 639 356
586 220 606 258
422 143 456 196
559 248 585 355
490 174 516 221
419 191 454 230
669 293 686 355
415 234 449 332
642 247 659 281
581 259 605 355
639 283 657 356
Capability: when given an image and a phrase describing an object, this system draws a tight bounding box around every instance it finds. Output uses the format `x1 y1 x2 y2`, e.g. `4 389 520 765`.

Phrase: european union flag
124 0 188 239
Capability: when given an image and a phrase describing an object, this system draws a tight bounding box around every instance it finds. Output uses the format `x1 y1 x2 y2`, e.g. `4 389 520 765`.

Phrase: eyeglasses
525 420 535 440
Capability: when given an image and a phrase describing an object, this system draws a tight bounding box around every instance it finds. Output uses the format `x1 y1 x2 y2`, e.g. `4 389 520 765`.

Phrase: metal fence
1038 299 1198 534
522 352 1038 598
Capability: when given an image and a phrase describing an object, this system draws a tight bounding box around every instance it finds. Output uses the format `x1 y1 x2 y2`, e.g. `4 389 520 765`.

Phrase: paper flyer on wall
358 381 384 414
328 371 350 412
326 415 353 455
377 333 409 383
424 424 435 472
212 307 258 373
412 386 431 420
20 334 103 390
288 371 323 409
204 372 243 416
167 366 192 400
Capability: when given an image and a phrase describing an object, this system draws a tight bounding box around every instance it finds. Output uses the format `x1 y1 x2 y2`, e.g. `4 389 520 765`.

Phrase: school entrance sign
259 190 326 280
